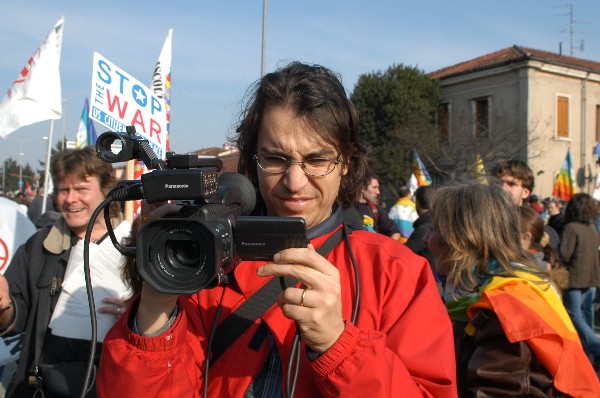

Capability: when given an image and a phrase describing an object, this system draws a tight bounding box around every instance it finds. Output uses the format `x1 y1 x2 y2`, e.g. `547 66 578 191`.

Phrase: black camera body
96 126 307 294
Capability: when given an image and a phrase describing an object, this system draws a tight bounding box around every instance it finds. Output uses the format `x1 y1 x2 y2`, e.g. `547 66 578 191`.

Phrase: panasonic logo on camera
165 184 189 189
241 242 266 246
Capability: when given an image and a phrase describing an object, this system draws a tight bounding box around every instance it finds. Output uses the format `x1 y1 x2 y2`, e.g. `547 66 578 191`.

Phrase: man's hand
136 282 178 335
257 244 345 353
98 297 128 317
135 200 181 334
0 275 14 328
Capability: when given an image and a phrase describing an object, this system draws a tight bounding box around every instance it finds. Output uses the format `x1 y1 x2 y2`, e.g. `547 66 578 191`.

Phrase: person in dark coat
26 187 55 227
353 173 401 240
560 193 600 361
0 147 127 397
405 186 444 295
547 197 565 236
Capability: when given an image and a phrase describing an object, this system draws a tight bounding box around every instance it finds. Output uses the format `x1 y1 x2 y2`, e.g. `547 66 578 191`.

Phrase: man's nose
64 189 78 202
283 163 309 191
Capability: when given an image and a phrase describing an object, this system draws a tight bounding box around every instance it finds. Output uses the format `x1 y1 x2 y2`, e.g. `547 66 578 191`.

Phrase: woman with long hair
424 179 599 397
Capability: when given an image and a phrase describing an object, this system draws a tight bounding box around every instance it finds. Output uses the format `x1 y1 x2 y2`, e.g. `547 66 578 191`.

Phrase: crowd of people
0 61 599 397
1 188 56 228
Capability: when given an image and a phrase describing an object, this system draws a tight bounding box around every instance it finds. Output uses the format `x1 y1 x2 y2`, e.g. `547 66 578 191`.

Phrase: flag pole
41 120 55 213
261 0 267 78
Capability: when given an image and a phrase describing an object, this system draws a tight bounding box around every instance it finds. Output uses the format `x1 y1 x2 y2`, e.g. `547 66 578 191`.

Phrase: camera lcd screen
235 216 308 260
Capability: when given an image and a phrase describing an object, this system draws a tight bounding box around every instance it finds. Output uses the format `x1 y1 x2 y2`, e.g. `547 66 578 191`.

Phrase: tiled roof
429 45 600 80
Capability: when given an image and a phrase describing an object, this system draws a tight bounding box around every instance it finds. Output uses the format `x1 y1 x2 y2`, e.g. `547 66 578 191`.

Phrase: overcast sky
1 0 600 167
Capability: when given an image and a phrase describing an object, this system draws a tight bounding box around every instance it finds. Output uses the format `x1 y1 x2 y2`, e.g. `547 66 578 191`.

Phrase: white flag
132 29 173 219
0 17 64 138
408 173 418 196
151 29 172 135
593 173 600 201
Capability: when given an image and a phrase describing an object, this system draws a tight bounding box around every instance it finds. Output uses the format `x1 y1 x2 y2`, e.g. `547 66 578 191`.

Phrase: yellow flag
475 154 486 183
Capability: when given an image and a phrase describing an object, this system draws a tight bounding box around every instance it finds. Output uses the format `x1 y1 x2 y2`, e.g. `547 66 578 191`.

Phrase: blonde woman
424 179 599 397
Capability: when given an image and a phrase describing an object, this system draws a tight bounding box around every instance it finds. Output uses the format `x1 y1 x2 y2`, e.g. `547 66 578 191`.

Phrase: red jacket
98 227 457 397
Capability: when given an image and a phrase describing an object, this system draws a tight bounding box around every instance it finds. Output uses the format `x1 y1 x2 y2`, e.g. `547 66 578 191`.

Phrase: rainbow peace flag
468 273 600 397
412 149 432 186
552 149 576 201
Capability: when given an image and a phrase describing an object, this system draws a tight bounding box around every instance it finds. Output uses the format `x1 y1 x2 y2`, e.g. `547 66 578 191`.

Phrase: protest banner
89 52 167 159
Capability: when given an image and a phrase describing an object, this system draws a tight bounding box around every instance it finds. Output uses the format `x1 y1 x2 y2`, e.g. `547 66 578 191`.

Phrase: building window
438 103 449 141
473 97 490 138
556 95 570 138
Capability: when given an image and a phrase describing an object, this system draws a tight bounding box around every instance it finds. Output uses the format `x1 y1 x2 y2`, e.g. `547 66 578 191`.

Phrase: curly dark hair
231 61 368 209
564 193 598 225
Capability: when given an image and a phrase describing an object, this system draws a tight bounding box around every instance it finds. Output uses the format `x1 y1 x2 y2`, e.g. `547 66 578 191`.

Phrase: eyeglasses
253 153 341 177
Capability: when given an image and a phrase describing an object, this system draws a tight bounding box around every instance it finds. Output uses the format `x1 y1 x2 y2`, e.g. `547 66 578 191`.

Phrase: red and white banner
0 197 35 274
0 197 35 365
0 17 64 137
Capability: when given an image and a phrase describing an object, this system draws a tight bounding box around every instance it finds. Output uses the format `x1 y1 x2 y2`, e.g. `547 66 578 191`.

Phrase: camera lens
137 218 228 294
158 229 211 273
166 239 202 269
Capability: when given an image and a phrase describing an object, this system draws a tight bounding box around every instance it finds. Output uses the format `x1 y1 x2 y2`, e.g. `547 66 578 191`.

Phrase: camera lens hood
137 218 229 294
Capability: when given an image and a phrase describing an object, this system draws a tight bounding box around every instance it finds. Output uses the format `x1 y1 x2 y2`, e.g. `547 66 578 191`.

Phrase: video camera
96 126 307 294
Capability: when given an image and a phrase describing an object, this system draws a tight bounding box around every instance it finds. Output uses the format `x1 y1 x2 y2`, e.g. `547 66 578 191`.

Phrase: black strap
210 227 344 364
32 252 61 380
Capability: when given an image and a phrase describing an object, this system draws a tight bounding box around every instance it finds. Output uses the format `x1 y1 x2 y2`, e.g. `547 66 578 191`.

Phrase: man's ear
522 232 533 245
341 162 349 176
522 188 531 201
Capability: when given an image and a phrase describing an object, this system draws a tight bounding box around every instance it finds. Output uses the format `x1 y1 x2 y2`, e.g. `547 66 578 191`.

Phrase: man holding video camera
98 62 457 397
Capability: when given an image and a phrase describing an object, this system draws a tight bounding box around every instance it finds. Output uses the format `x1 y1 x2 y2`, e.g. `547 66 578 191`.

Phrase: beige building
429 45 600 198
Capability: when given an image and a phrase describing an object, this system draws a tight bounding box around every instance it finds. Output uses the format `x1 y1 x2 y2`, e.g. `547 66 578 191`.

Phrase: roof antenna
565 4 584 56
